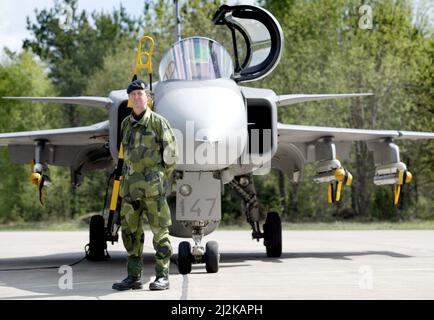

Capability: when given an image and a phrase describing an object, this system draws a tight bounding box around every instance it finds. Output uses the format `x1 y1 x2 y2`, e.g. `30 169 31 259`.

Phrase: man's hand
132 200 141 210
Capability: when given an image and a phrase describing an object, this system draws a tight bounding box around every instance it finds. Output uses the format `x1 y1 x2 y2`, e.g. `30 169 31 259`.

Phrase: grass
1 218 434 231
280 220 434 230
0 220 89 231
219 219 434 230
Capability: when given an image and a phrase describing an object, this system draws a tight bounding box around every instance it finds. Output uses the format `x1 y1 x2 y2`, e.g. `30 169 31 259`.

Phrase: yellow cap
31 172 41 185
335 168 345 181
405 171 412 184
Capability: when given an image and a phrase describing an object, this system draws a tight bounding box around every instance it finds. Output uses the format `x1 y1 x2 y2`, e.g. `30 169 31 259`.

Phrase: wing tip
0 96 113 108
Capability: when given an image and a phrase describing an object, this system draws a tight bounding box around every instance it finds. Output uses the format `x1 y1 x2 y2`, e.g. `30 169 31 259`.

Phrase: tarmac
1 230 434 299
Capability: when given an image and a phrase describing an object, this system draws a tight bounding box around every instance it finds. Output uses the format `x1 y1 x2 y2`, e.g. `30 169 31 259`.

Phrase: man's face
128 89 148 115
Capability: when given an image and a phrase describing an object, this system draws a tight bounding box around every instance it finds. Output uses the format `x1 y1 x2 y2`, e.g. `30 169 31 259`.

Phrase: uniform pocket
124 171 164 201
142 172 164 198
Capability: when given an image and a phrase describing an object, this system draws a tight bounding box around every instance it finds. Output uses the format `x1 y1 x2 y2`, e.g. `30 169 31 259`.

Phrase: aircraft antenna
174 0 182 42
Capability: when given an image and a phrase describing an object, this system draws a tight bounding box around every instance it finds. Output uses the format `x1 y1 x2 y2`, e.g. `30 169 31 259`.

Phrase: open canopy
212 4 284 82
159 37 234 81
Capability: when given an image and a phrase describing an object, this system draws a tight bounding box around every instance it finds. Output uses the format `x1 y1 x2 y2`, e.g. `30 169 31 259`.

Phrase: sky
0 0 430 53
0 0 256 53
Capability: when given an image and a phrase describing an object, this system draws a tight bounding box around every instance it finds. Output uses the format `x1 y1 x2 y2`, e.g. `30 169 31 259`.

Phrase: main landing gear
229 174 282 258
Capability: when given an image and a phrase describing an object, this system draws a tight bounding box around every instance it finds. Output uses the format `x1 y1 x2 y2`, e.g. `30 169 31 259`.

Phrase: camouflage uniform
119 106 177 279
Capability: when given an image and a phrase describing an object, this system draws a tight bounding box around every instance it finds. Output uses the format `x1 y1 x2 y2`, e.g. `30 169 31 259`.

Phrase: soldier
112 79 177 291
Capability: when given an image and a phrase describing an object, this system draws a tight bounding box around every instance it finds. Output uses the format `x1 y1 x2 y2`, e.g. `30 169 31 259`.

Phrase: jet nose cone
154 79 248 170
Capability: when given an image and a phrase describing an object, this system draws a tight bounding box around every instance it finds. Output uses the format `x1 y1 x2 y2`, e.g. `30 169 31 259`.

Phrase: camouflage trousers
120 196 173 278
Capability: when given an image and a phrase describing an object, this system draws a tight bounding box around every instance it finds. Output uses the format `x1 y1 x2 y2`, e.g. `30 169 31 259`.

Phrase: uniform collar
130 106 151 127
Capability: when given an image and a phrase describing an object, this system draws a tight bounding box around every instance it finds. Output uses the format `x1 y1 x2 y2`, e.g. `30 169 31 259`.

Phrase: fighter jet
1 4 433 274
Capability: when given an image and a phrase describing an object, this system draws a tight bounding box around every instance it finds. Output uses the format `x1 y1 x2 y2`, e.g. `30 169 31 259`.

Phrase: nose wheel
205 241 219 273
178 241 192 274
177 240 220 274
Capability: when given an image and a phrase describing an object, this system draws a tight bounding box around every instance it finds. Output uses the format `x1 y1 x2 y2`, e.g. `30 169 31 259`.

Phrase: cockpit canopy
158 5 283 83
158 37 234 81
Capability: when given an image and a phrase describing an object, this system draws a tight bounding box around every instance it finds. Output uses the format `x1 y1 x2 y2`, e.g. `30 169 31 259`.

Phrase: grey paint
153 79 248 171
0 121 109 145
175 172 221 221
277 123 434 143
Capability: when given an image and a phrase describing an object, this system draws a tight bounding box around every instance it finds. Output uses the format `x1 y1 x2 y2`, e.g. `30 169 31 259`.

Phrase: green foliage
371 186 397 220
0 51 54 222
23 0 141 95
23 0 142 128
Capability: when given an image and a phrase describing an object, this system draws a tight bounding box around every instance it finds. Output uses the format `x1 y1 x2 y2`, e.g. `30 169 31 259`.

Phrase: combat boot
112 276 142 291
149 277 170 290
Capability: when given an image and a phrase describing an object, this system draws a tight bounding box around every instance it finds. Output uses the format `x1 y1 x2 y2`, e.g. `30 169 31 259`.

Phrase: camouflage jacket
119 107 177 201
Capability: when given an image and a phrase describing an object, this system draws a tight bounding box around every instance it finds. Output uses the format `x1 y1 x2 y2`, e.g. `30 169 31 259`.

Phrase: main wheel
178 241 192 274
263 212 282 257
87 215 107 261
205 241 219 273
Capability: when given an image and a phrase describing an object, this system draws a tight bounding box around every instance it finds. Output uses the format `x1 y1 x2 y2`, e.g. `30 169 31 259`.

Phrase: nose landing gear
177 238 220 275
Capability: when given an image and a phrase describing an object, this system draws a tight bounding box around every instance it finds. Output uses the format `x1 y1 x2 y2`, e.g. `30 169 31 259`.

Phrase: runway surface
1 230 434 299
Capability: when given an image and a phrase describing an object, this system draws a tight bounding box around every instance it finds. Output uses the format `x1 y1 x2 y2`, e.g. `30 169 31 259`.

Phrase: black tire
87 215 107 261
263 212 282 257
205 241 219 273
178 241 192 274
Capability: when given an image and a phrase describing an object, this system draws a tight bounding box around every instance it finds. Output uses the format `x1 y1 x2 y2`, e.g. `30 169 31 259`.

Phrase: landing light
180 184 192 196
